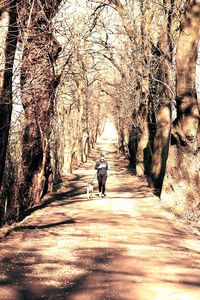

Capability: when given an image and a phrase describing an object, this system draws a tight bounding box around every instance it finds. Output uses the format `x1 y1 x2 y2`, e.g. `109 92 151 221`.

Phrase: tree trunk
77 80 85 165
0 1 18 189
134 1 153 176
135 104 149 176
161 1 200 214
18 0 61 207
173 1 200 150
149 0 177 194
150 105 171 194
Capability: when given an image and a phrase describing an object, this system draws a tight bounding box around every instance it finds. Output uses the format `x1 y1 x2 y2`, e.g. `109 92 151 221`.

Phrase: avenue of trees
0 0 199 226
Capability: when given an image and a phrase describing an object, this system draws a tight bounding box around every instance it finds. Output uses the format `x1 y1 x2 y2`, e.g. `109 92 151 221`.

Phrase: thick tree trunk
149 56 173 194
134 1 153 176
18 1 61 207
149 0 177 194
173 1 200 150
150 105 171 194
0 1 18 189
161 1 200 214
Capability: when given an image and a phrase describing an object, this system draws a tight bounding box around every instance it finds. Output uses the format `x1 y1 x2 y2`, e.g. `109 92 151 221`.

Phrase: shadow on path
0 136 200 300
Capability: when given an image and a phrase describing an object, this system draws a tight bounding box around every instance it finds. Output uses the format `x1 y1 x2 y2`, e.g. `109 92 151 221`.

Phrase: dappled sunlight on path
0 123 200 300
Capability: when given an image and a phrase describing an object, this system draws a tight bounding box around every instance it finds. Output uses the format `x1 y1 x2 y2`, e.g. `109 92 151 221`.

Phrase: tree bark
149 0 179 194
161 1 200 213
18 0 61 207
173 0 200 151
135 104 149 176
135 0 153 176
0 1 18 189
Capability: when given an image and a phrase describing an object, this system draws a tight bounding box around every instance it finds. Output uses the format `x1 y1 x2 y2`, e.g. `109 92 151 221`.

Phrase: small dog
86 183 94 199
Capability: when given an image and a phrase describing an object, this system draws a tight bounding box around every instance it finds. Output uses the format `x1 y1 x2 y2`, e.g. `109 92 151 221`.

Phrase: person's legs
101 174 107 195
97 175 102 195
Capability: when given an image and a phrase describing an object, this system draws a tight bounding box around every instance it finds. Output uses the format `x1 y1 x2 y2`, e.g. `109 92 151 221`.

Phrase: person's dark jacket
95 160 108 175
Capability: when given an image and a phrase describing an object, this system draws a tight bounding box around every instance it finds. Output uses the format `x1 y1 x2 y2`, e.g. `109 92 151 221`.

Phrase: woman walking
95 153 108 197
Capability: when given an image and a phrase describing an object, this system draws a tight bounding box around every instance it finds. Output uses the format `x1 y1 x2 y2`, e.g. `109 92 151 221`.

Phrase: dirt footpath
0 138 200 300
